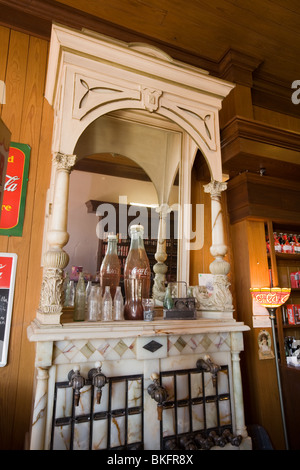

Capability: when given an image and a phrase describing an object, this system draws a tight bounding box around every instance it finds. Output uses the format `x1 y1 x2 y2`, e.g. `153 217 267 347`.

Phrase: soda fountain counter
27 315 251 450
25 24 251 451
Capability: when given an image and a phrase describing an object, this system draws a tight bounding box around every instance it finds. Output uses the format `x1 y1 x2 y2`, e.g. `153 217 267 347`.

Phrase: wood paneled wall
0 26 52 450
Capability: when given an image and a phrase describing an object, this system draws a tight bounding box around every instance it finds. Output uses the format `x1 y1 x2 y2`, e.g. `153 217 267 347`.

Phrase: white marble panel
111 381 126 410
73 422 90 450
219 399 231 427
192 404 205 431
218 369 229 394
177 406 190 434
52 425 71 450
162 408 175 437
92 419 108 450
190 372 203 398
128 379 142 408
128 413 142 444
110 416 125 448
55 387 73 418
176 374 189 400
203 372 215 396
161 375 174 401
205 401 218 429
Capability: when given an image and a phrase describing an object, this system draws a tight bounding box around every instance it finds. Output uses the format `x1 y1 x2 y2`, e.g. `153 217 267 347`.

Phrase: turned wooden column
204 179 230 276
36 153 76 325
152 204 170 305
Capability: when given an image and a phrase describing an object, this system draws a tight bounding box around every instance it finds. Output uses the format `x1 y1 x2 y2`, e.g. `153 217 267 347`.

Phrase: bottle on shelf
63 271 70 306
73 272 86 321
102 286 112 321
96 286 102 320
273 232 282 253
163 284 174 310
86 285 99 321
282 233 292 253
123 224 151 320
100 234 121 299
113 286 124 321
292 234 300 254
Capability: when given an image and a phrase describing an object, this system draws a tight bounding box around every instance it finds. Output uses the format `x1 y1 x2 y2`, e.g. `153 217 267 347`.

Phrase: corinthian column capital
203 179 227 199
53 152 77 172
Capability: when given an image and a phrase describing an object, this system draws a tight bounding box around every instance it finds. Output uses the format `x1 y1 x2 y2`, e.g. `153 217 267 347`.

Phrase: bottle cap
130 224 144 233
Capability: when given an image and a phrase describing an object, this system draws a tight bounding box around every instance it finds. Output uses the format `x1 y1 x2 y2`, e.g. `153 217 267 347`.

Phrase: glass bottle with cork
124 224 151 320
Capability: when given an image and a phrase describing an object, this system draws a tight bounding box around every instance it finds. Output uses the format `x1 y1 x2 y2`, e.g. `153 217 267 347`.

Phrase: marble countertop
27 313 250 343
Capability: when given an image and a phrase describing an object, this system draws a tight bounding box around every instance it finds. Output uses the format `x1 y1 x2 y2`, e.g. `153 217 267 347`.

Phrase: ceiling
54 0 300 89
1 0 300 95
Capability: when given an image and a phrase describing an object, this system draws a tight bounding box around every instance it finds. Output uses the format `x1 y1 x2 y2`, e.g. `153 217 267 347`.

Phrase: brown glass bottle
100 234 121 299
124 225 150 320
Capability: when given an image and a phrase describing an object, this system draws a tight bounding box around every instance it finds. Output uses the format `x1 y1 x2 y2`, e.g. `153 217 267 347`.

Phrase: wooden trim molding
226 172 300 225
221 116 300 181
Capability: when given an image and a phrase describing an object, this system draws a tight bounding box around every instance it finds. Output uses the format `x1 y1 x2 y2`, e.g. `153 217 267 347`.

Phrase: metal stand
268 307 289 450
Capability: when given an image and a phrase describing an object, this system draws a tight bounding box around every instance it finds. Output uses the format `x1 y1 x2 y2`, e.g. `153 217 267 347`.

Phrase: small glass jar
143 298 154 321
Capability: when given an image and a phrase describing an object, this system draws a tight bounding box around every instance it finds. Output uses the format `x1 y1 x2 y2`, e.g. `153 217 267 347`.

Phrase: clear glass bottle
63 271 70 306
96 286 102 320
124 224 151 320
102 286 112 321
69 280 75 307
100 234 121 299
114 286 124 321
73 272 86 321
87 285 99 321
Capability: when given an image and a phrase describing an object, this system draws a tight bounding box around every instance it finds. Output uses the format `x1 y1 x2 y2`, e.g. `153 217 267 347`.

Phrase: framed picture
0 253 17 367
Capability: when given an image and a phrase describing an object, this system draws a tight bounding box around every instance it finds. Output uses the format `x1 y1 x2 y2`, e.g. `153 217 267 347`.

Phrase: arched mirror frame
37 24 235 325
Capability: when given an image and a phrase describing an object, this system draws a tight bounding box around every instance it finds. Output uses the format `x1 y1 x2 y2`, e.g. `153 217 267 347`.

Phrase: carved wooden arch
45 24 234 183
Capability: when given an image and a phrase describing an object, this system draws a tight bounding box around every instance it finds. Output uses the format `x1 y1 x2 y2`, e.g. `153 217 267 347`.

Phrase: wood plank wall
0 26 52 450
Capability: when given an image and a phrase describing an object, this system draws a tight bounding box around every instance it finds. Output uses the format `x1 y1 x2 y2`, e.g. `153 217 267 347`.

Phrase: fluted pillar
152 204 170 305
36 153 76 325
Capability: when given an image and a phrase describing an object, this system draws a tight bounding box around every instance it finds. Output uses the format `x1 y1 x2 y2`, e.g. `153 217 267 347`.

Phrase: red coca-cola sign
0 143 30 236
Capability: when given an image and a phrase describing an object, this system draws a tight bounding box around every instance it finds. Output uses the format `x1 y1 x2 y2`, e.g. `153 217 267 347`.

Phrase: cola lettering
4 175 20 192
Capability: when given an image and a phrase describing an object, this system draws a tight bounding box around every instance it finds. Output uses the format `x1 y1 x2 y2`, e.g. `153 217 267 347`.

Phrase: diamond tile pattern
53 333 231 364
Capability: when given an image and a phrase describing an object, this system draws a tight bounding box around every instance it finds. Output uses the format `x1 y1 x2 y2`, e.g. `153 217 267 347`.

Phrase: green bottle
163 285 174 310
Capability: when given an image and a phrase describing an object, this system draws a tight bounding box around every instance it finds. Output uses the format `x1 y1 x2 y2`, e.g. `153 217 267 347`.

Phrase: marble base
27 317 250 450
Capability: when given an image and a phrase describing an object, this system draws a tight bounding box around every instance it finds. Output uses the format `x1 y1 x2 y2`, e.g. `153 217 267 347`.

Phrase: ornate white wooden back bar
27 24 251 450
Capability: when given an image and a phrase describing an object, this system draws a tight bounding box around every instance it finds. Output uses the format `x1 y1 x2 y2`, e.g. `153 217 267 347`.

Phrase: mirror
65 111 181 296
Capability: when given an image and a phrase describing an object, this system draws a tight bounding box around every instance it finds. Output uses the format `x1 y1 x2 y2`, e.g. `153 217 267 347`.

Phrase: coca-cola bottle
124 225 151 320
282 233 292 253
293 234 300 254
100 234 121 299
273 232 281 253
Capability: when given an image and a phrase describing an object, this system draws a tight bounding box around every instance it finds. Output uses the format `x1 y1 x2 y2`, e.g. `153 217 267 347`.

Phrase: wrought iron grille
159 365 233 450
50 373 144 450
50 363 236 450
